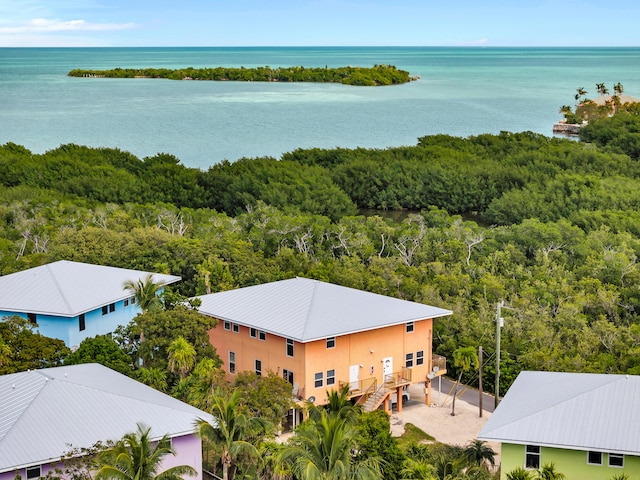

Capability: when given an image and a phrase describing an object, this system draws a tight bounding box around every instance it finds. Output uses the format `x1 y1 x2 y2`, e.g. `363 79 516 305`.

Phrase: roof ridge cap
46 263 74 315
300 278 320 341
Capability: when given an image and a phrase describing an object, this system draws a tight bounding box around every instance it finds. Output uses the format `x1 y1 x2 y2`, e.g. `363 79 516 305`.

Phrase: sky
0 0 639 48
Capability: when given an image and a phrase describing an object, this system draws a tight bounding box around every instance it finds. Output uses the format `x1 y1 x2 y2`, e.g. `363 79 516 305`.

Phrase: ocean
1 47 639 170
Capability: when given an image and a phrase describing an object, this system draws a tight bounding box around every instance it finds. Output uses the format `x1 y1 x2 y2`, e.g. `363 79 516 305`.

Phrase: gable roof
478 371 640 455
0 260 180 317
0 363 212 472
195 277 452 342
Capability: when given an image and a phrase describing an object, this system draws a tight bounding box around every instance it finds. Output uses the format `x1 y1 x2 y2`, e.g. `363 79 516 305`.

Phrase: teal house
479 371 640 479
0 260 180 348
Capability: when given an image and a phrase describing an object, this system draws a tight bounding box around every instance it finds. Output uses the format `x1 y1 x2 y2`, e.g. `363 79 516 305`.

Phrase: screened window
102 306 108 315
314 372 323 388
250 328 257 338
79 314 86 331
283 369 294 384
326 337 336 349
405 352 414 368
229 351 236 374
587 451 602 465
255 359 262 376
416 350 424 366
27 313 37 325
609 453 624 468
124 298 129 307
109 303 115 313
286 338 294 357
326 369 336 386
26 466 41 479
406 322 414 333
259 330 266 341
232 323 239 333
223 321 231 330
525 445 540 469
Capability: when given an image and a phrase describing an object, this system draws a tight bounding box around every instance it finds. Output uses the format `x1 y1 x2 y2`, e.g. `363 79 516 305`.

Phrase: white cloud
0 17 136 34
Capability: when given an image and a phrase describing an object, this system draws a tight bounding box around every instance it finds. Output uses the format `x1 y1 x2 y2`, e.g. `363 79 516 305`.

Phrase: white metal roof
0 260 181 317
0 363 213 472
478 371 640 455
195 277 452 342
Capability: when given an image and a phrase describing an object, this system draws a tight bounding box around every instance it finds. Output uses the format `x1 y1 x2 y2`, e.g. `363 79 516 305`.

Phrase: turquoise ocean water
1 47 639 169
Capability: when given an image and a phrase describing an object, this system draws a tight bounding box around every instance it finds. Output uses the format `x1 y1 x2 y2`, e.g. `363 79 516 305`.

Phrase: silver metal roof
478 371 640 455
0 260 180 317
0 363 213 472
195 277 452 342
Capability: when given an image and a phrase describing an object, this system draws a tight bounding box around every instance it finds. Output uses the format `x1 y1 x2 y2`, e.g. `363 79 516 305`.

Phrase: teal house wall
500 443 640 480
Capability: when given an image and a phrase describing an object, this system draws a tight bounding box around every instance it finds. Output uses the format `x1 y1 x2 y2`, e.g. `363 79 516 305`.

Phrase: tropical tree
277 410 382 480
506 467 532 480
535 463 565 480
196 388 272 480
95 423 196 480
307 383 361 424
137 367 169 392
451 346 479 416
167 336 196 380
123 274 164 313
613 82 624 96
463 439 496 470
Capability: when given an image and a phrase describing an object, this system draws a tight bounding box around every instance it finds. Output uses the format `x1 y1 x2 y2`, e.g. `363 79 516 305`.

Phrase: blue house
0 260 180 348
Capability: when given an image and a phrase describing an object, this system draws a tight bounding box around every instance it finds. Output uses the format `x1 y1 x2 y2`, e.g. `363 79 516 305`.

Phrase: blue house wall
0 287 165 347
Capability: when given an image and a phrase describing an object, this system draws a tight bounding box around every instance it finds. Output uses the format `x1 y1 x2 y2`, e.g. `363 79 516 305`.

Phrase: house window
131 296 137 304
405 353 414 368
124 298 129 307
416 350 424 366
255 359 262 376
406 322 414 333
286 338 294 357
79 314 86 331
326 369 336 386
109 303 115 313
223 321 231 330
587 451 602 466
314 372 323 388
283 369 294 384
27 313 37 325
102 305 108 315
609 453 624 468
232 323 239 333
525 445 540 469
259 330 266 341
326 337 336 349
26 466 41 479
250 328 257 338
228 351 236 374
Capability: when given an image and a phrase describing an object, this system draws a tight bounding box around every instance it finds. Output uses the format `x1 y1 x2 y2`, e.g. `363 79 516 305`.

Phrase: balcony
432 354 447 376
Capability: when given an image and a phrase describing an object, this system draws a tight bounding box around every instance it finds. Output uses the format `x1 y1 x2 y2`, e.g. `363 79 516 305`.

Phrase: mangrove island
67 64 416 86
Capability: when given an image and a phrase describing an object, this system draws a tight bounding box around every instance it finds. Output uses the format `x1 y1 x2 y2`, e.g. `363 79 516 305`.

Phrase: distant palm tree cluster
560 82 635 124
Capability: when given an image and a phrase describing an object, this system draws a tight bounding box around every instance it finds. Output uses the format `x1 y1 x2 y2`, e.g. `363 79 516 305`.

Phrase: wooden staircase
361 382 393 412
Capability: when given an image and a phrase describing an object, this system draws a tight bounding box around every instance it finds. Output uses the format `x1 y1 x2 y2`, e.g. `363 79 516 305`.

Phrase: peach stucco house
195 277 451 420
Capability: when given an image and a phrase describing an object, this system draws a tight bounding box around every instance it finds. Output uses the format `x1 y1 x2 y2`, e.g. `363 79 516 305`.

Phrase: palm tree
613 82 624 96
506 468 532 480
137 367 168 392
463 439 496 470
307 383 361 425
196 388 272 480
277 410 382 479
123 274 164 313
535 463 565 480
451 346 478 416
167 336 196 380
96 423 196 480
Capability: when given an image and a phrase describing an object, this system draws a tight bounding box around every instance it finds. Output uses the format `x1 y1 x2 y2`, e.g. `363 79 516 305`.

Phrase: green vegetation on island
67 64 415 86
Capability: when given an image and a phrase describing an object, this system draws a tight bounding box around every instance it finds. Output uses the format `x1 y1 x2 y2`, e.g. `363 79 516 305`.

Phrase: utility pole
479 345 483 418
495 300 504 409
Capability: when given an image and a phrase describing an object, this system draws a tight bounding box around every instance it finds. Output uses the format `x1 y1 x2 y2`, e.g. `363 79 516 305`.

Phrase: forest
2 109 640 479
67 64 414 86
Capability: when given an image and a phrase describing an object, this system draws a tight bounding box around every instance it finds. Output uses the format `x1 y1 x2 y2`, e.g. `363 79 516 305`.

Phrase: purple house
0 364 213 480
